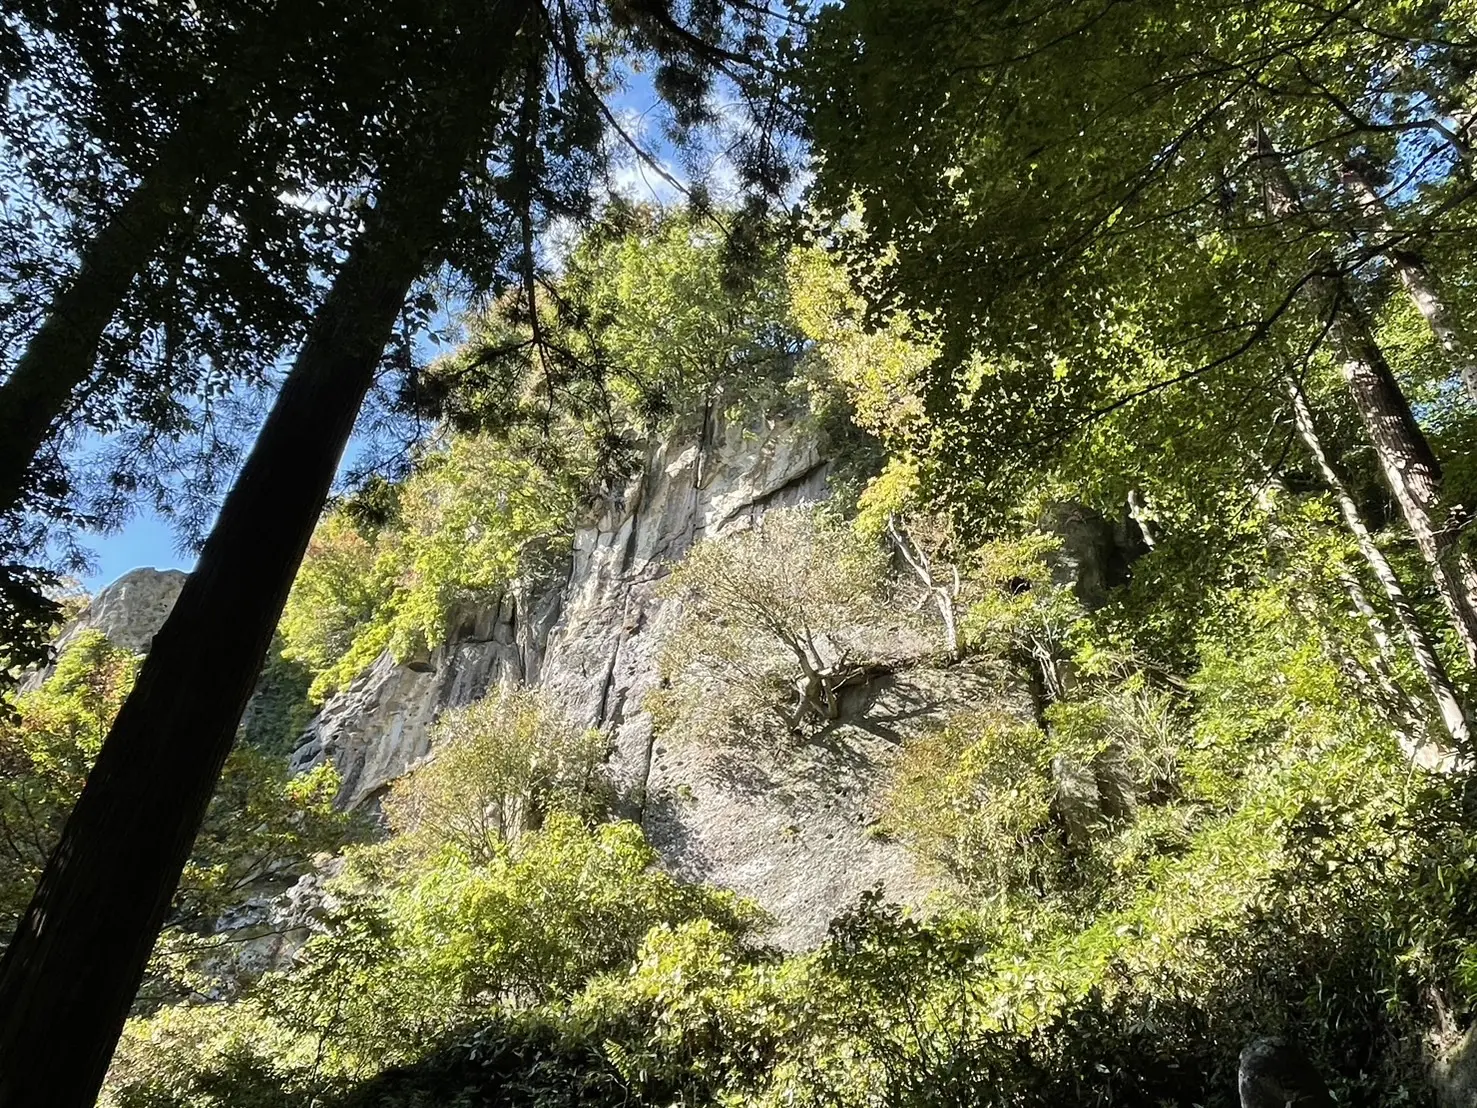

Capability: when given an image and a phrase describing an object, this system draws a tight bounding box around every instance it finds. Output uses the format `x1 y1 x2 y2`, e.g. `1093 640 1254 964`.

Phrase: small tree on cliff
658 507 902 737
384 688 607 864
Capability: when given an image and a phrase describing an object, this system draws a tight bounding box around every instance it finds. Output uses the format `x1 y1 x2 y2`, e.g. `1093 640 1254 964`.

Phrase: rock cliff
20 567 188 692
46 411 1150 949
290 407 942 947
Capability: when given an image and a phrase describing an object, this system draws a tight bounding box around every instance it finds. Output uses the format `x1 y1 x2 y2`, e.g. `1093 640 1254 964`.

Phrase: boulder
1238 1037 1334 1108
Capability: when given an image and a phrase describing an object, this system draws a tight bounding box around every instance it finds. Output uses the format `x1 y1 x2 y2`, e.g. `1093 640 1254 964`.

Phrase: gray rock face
290 407 947 947
21 567 188 691
201 857 345 997
1040 502 1150 610
640 663 1000 947
1432 1018 1477 1108
288 586 560 808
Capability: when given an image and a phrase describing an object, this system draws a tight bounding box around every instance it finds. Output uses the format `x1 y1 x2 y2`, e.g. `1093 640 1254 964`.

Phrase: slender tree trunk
1127 488 1157 547
0 7 530 1098
1254 125 1477 670
1258 474 1436 747
1390 60 1475 156
886 514 960 660
1341 160 1477 406
0 15 294 519
1438 90 1474 156
1285 377 1469 757
1334 569 1430 736
1453 107 1476 156
1259 484 1426 755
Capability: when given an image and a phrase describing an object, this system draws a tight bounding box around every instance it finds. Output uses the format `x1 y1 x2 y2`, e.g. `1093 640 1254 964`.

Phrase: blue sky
77 71 742 592
83 512 190 589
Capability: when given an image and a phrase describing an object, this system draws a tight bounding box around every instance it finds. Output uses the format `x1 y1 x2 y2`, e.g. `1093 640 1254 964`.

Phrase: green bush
280 437 574 702
107 810 769 1103
382 687 609 863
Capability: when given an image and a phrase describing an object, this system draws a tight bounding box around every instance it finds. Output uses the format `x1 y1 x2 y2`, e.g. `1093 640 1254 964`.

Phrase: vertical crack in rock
617 472 645 577
595 631 624 727
695 396 713 490
635 713 658 824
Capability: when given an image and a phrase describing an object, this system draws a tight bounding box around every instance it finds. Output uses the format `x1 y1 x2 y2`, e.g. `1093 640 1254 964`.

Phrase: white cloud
607 156 687 206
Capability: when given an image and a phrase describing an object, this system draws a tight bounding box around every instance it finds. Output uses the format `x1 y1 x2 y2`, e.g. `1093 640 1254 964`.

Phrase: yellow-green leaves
0 632 351 979
383 687 607 864
562 208 797 427
787 245 934 448
281 436 573 702
886 711 1057 897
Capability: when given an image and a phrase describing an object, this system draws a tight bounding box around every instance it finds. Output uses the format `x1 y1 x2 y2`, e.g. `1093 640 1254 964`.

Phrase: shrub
383 687 609 863
657 506 904 740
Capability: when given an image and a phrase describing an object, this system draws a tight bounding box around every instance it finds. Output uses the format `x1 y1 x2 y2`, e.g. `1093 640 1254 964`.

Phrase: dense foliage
422 205 803 444
0 631 352 1001
104 692 766 1106
657 506 906 739
86 171 1477 1103
382 688 609 862
280 206 811 703
17 0 1477 1097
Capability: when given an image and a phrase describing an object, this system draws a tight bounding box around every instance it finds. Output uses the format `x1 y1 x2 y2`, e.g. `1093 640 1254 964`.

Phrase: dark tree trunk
1333 314 1477 668
0 5 531 1096
1254 126 1477 669
0 18 292 518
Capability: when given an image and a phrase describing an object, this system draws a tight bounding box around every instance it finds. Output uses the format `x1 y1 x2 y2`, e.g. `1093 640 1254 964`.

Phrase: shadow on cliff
639 789 712 879
812 667 956 746
653 668 957 832
686 665 980 804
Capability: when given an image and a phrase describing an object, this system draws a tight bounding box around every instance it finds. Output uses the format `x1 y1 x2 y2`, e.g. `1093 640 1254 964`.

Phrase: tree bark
886 514 961 660
1341 160 1477 406
1254 125 1477 670
1286 378 1469 759
0 6 531 1098
0 15 294 519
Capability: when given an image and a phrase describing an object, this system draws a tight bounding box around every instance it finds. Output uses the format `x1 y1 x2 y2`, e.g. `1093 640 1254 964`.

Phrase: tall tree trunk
0 7 530 1099
1341 159 1477 406
0 16 293 519
1254 125 1477 670
1286 378 1469 759
1260 475 1440 755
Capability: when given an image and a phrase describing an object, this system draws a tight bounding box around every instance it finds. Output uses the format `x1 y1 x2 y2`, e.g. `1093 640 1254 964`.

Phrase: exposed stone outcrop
1040 502 1150 610
21 567 187 691
290 407 946 947
1432 1012 1477 1108
198 856 346 998
288 586 560 807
